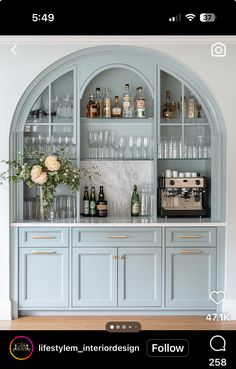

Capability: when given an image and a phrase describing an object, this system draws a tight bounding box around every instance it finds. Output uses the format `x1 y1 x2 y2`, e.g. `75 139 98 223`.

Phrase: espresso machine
158 173 207 217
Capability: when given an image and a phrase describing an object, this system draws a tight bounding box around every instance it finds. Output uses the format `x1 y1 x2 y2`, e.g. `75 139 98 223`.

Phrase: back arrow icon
11 45 17 55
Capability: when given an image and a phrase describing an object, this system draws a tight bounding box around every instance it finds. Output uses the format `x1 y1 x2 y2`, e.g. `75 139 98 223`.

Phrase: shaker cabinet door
73 248 117 307
166 248 216 308
19 248 69 308
118 248 162 307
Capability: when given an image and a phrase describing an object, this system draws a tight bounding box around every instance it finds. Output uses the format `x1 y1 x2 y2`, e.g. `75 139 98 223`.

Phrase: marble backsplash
80 160 152 213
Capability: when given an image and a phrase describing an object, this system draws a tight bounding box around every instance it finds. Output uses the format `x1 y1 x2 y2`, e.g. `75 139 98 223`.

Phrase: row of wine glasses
24 135 77 157
158 136 211 159
87 130 152 159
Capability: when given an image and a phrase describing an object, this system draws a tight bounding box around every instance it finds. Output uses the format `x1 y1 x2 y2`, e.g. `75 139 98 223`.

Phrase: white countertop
11 217 226 227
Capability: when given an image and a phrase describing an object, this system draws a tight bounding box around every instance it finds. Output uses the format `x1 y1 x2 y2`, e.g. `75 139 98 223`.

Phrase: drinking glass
117 136 127 159
128 136 135 159
104 130 111 158
67 196 76 218
143 136 150 159
136 136 142 159
97 131 104 158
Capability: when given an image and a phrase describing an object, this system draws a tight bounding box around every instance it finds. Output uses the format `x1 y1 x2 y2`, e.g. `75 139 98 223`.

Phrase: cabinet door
166 248 216 308
118 248 162 307
73 248 117 307
19 248 68 308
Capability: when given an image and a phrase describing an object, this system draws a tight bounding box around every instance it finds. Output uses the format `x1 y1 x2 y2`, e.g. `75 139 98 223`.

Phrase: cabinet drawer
72 228 161 247
19 227 69 247
166 227 216 247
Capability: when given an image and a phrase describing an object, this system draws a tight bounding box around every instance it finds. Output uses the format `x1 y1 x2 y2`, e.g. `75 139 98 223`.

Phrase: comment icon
209 335 226 352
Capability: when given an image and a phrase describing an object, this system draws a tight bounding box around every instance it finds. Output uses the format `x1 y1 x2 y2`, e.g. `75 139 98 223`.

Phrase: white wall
0 36 235 319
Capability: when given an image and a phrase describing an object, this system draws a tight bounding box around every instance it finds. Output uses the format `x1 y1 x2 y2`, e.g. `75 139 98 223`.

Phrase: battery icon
200 13 216 22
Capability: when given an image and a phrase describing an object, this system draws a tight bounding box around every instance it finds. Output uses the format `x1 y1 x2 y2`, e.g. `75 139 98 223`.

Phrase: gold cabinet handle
108 235 129 239
32 235 56 240
112 255 118 259
179 250 203 254
32 250 57 255
118 255 125 259
178 235 203 239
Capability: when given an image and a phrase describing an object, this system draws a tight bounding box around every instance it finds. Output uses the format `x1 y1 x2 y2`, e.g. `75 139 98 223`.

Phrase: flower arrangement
0 148 98 219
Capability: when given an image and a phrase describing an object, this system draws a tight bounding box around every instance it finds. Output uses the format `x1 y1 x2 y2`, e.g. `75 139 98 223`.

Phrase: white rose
44 155 61 171
31 165 42 180
33 172 48 185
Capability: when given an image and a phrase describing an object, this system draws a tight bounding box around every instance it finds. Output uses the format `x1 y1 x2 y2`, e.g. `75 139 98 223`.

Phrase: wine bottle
82 186 90 216
89 186 97 216
131 184 140 216
96 186 108 217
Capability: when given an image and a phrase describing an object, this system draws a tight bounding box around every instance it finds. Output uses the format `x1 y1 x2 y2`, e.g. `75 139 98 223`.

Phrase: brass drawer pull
32 235 56 240
112 255 118 259
179 250 203 254
118 255 125 259
108 235 129 239
32 250 57 255
179 235 203 239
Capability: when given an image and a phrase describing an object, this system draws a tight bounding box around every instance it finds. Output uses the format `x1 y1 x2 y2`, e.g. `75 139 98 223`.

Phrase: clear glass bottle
134 86 146 118
95 87 103 118
103 88 111 118
163 91 175 118
82 186 90 216
122 84 132 118
131 184 140 216
96 186 108 217
86 94 97 118
111 96 122 117
89 186 97 216
187 93 195 119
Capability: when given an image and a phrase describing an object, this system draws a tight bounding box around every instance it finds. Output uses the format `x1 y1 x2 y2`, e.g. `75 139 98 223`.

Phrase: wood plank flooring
0 316 236 330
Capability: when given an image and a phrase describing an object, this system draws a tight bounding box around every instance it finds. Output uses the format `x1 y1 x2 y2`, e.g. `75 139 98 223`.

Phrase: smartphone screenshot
0 0 235 366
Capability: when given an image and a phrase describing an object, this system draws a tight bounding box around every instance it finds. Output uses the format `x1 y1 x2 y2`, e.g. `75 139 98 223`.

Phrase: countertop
11 217 226 227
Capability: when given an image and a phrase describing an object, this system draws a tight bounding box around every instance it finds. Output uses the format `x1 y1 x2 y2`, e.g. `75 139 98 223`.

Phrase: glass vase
37 186 55 221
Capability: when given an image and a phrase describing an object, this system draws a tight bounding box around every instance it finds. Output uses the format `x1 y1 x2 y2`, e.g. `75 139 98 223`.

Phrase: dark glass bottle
96 186 107 217
89 186 97 216
86 94 97 118
131 184 140 216
82 186 90 216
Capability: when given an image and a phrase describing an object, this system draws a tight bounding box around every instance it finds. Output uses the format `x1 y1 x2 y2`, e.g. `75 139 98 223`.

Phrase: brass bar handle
32 236 56 240
178 235 203 239
118 255 125 259
179 250 203 254
108 235 129 239
32 250 57 255
112 255 118 259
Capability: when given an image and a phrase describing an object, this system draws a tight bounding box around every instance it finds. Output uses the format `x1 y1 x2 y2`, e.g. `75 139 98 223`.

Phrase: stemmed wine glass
143 136 150 159
128 136 135 159
117 136 127 159
136 136 142 159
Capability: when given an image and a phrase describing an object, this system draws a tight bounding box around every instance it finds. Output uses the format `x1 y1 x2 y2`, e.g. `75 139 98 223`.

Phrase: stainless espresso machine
158 175 207 217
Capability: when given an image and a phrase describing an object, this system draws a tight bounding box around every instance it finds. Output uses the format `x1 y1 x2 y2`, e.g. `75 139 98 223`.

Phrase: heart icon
210 291 225 305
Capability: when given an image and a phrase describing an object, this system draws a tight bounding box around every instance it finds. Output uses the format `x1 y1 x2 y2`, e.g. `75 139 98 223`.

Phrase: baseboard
0 299 12 320
223 299 236 320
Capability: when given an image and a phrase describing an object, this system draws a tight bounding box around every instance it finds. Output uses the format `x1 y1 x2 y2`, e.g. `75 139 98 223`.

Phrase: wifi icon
185 13 196 21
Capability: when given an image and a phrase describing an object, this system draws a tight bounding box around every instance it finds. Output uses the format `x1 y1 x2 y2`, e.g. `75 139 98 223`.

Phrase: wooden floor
0 316 236 330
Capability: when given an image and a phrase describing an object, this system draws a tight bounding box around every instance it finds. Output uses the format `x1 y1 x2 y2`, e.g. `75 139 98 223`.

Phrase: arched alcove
10 45 226 221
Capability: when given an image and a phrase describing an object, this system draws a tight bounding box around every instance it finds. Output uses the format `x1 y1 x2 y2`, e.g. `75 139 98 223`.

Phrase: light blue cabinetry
118 248 161 307
165 227 217 308
19 247 68 308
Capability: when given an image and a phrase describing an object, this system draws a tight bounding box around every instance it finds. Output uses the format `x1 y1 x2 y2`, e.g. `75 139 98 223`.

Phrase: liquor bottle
163 91 175 118
187 93 195 119
96 186 108 217
134 86 145 118
95 87 103 118
86 94 97 118
82 186 90 216
103 88 111 118
111 96 122 117
122 84 132 118
89 186 97 216
131 184 140 216
180 96 187 119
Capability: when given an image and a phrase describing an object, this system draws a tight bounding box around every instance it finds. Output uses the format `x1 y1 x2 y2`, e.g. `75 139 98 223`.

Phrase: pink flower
45 155 61 171
30 165 42 181
33 172 48 185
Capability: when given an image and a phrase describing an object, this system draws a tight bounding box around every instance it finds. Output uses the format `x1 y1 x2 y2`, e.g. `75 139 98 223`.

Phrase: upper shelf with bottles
81 67 154 123
160 71 208 125
26 70 74 125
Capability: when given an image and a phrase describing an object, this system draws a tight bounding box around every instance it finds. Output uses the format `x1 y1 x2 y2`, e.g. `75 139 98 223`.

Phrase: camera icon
211 42 227 57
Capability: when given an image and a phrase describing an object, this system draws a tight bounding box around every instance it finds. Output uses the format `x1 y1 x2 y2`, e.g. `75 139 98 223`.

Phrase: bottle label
97 204 107 210
90 107 97 113
132 202 140 214
83 200 89 214
123 101 130 109
112 107 122 116
136 99 145 108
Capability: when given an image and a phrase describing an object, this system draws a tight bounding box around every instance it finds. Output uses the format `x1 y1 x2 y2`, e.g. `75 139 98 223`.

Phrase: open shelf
81 117 154 124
